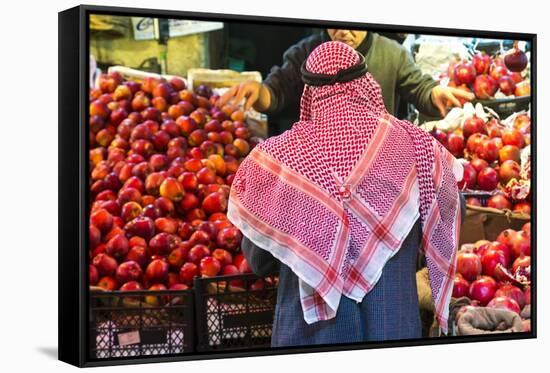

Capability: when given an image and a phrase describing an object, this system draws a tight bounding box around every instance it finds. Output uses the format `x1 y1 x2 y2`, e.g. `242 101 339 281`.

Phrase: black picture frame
59 4 537 367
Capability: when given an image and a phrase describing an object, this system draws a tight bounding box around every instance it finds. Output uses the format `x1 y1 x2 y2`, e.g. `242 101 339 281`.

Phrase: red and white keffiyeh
227 41 463 334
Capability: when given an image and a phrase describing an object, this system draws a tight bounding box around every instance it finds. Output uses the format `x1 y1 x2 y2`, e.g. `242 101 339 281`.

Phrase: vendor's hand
431 85 475 117
218 80 272 112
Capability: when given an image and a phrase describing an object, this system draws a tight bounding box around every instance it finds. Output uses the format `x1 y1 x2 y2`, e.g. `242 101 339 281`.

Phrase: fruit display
430 107 531 212
443 46 530 100
88 71 265 293
453 224 531 330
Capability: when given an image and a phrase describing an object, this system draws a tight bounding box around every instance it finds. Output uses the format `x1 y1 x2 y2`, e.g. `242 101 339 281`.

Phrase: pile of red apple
431 112 531 213
453 223 531 331
88 71 265 294
445 50 530 100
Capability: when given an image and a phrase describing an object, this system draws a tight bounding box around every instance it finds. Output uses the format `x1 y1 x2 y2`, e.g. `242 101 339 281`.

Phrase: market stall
87 18 532 358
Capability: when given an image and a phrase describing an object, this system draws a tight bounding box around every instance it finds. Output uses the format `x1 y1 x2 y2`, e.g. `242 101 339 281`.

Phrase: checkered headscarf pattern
228 41 461 333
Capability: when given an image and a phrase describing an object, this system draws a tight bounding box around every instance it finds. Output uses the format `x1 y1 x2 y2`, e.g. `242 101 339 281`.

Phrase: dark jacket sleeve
396 47 441 118
241 236 280 277
263 34 324 114
459 192 466 225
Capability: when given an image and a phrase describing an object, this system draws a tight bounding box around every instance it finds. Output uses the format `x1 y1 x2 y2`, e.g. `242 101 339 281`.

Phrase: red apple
90 265 99 285
199 257 221 277
238 258 252 274
212 249 233 266
124 216 155 240
167 246 188 269
125 245 148 268
93 253 118 276
159 177 184 202
116 260 143 283
120 281 143 292
90 208 113 233
148 233 181 256
187 244 210 264
201 192 228 215
145 259 169 283
179 262 199 285
97 276 118 291
105 233 129 259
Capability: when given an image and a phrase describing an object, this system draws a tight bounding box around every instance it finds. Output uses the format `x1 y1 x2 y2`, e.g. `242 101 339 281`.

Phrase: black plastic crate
89 289 195 359
194 273 278 352
474 96 530 119
461 190 496 207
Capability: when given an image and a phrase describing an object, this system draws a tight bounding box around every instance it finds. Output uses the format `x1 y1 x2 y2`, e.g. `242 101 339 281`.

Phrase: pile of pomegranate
445 49 530 100
431 111 531 213
453 223 531 331
88 71 266 294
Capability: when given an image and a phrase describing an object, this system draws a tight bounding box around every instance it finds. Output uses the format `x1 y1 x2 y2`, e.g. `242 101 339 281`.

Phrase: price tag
117 330 140 346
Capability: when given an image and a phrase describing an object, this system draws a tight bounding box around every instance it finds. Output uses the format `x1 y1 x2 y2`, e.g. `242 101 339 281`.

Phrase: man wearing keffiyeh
227 41 465 347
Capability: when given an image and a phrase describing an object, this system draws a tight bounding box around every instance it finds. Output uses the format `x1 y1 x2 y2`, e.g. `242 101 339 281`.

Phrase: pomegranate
513 202 531 215
497 229 516 249
490 64 509 81
498 76 516 96
512 255 531 279
510 230 531 258
514 82 531 97
430 128 448 147
469 276 497 306
504 47 528 72
472 53 491 75
452 274 470 298
523 285 531 305
467 134 489 155
473 74 498 99
458 163 477 190
454 62 477 85
469 157 489 173
456 251 482 281
495 284 526 308
462 116 486 138
477 167 499 191
487 194 512 210
447 133 465 157
499 145 521 163
477 138 500 163
487 296 521 314
501 128 525 148
480 249 507 278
